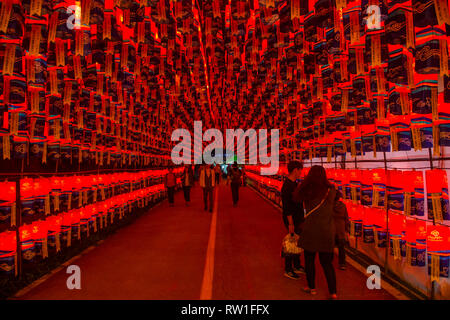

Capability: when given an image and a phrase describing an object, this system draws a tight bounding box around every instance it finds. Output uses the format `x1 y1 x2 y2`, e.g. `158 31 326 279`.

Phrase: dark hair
287 160 303 173
298 165 331 201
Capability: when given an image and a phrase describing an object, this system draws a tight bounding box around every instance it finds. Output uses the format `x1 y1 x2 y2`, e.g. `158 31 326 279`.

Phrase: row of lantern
245 171 283 206
0 168 183 232
0 182 176 277
246 166 450 222
285 113 450 159
245 167 450 280
345 201 449 281
0 133 173 170
0 0 174 170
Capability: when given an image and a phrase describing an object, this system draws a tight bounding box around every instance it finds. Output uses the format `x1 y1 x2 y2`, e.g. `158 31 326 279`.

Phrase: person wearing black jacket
281 160 305 280
181 165 194 206
228 163 242 207
294 165 338 299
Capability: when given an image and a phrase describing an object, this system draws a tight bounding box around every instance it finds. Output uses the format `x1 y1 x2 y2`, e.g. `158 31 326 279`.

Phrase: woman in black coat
294 165 338 299
181 165 194 206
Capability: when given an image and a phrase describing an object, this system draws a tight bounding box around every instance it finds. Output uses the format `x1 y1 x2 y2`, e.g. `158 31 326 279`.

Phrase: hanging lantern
371 169 387 209
361 169 373 206
0 181 16 230
46 215 62 254
362 207 375 244
426 169 450 222
0 231 17 276
389 212 406 260
427 225 450 282
20 223 36 263
387 170 404 214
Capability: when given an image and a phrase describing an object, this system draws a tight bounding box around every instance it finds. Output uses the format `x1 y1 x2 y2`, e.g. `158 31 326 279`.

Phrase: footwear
329 294 338 300
293 266 306 274
284 271 300 280
339 264 347 270
302 287 317 295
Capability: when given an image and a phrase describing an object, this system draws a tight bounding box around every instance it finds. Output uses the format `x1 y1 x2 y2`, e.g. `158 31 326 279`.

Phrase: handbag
281 233 303 257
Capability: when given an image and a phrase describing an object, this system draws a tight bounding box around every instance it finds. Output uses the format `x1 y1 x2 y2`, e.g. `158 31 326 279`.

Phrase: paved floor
17 183 395 300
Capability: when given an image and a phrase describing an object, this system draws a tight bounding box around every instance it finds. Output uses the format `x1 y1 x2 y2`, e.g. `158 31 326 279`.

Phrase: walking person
214 164 221 185
294 165 338 299
228 163 242 207
200 164 216 213
182 165 194 206
281 161 305 280
165 167 177 207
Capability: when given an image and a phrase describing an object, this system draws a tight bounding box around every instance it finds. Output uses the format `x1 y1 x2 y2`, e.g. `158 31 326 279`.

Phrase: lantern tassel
430 254 440 283
404 192 412 216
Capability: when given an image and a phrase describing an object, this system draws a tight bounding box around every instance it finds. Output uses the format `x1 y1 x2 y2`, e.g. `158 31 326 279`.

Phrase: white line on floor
11 200 166 300
199 187 219 300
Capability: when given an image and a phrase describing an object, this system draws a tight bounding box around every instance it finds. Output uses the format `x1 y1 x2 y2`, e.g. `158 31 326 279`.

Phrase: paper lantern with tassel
387 170 404 213
405 218 427 267
426 169 450 222
371 169 387 208
373 207 388 248
347 169 362 205
0 181 16 231
362 207 375 243
32 220 49 260
427 225 450 282
20 223 36 264
0 231 17 276
20 178 36 222
361 169 373 206
33 178 50 217
389 212 406 260
346 200 363 237
46 214 62 254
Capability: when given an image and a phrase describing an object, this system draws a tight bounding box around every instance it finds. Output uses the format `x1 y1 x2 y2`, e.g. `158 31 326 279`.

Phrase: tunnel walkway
16 183 394 300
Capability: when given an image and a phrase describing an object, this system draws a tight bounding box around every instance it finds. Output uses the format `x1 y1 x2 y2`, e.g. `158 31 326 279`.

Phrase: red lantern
387 170 404 213
0 231 16 276
20 223 35 263
427 225 450 281
371 169 386 208
31 220 49 259
389 212 406 260
0 181 16 228
426 169 450 222
46 214 62 253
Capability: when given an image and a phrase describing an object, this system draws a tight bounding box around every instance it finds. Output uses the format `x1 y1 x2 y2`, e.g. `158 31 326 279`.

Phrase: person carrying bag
294 165 338 299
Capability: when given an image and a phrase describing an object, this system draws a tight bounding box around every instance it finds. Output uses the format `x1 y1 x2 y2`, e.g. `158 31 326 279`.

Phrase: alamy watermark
67 4 81 30
171 121 279 175
366 265 381 290
365 5 386 30
66 265 81 290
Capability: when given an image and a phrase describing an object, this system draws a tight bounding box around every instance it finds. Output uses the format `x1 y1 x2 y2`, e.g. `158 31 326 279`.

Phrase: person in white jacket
199 164 216 212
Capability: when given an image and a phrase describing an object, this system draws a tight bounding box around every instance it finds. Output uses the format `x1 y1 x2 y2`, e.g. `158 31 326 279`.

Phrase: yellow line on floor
199 187 219 300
